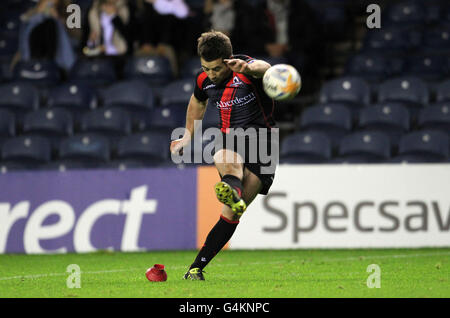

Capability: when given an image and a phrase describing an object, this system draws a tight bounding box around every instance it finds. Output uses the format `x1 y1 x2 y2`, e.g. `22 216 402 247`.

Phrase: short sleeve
194 71 208 102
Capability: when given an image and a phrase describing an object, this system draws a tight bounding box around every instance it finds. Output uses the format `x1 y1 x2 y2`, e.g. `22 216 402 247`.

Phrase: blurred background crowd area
0 0 450 170
0 0 345 91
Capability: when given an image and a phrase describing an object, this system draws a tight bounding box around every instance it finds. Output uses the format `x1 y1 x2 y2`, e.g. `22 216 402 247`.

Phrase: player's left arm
224 58 271 79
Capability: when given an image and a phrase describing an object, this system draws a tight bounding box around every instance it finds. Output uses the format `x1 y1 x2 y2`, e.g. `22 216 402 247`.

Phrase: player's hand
170 137 190 156
224 59 249 74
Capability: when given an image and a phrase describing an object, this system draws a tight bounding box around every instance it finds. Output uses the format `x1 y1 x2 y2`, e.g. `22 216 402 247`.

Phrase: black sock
221 174 243 197
190 216 239 270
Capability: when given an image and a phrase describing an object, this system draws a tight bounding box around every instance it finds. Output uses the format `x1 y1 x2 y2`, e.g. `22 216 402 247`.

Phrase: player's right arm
170 94 207 155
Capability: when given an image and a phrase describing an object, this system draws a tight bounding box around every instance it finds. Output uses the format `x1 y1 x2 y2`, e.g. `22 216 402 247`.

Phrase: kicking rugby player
170 30 278 280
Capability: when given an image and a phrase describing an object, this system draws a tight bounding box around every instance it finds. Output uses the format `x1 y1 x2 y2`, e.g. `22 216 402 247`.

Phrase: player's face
200 58 231 84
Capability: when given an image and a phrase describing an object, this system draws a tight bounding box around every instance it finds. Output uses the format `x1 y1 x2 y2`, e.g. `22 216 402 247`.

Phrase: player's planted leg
184 214 239 280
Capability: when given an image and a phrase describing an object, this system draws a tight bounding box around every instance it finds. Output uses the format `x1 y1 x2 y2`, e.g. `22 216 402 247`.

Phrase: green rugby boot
214 181 247 217
183 268 205 281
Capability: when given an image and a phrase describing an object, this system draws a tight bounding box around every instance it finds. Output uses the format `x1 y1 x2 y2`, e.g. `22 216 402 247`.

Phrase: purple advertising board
0 167 197 254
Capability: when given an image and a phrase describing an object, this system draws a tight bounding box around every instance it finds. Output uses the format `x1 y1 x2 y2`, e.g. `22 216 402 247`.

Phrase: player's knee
219 164 243 180
215 164 243 181
213 149 244 166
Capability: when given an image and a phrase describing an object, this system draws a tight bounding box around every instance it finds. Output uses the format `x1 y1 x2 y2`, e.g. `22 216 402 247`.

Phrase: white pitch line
0 268 142 281
0 251 448 282
309 251 450 263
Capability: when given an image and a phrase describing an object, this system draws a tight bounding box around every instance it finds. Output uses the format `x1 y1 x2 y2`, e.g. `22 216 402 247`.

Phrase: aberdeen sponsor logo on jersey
216 92 256 109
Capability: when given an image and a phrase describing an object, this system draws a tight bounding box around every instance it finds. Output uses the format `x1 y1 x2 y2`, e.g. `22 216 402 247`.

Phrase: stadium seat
417 103 450 135
390 130 449 163
160 78 195 107
422 26 450 53
0 34 18 57
116 132 171 166
357 103 410 149
377 76 429 119
403 54 448 81
140 105 185 133
0 13 20 37
22 108 73 151
99 80 155 127
308 2 350 41
80 108 132 151
180 57 202 79
445 3 450 23
280 131 332 164
0 1 33 13
104 159 147 171
423 0 445 24
299 104 352 148
13 59 61 88
1 135 51 168
46 83 97 124
58 134 110 167
69 58 117 87
435 79 450 102
318 76 371 114
0 56 13 82
344 54 404 82
0 161 31 173
0 109 15 149
383 1 426 27
124 56 173 86
40 160 102 172
0 82 39 123
335 131 391 163
362 27 421 53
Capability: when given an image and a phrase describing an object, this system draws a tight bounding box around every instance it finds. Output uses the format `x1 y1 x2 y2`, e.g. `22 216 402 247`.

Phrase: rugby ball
263 64 301 101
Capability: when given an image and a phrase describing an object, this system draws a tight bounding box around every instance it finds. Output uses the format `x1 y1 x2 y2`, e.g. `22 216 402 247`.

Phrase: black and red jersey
194 55 276 133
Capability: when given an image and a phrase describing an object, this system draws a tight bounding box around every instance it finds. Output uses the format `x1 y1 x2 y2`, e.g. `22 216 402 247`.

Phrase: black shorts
213 128 279 195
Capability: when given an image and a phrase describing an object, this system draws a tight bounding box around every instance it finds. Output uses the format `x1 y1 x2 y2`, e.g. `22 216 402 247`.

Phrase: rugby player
170 30 278 280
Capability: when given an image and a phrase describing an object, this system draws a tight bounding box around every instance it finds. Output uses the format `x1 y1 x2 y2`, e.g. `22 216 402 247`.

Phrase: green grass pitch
0 248 448 298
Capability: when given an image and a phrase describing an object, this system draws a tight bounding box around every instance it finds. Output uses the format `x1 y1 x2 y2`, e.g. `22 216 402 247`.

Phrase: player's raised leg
221 167 262 221
213 149 247 216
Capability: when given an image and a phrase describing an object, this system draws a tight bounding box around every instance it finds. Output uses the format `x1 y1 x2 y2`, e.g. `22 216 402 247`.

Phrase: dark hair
197 30 232 61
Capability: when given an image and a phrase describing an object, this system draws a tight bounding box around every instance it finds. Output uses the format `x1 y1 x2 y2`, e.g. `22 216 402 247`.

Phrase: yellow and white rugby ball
263 64 301 101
